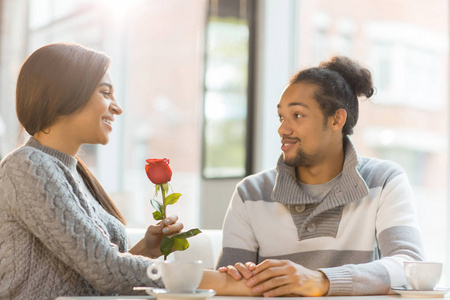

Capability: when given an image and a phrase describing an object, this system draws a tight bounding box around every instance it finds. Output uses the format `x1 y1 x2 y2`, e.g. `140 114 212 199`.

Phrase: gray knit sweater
0 138 161 300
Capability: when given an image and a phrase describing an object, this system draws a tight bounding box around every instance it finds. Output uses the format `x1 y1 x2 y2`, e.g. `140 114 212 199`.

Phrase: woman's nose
110 100 123 115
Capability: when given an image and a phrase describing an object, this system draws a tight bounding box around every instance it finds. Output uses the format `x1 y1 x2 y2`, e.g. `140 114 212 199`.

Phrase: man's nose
278 120 292 136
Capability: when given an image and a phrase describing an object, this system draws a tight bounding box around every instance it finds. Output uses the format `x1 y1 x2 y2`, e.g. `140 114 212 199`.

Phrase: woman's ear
332 108 347 131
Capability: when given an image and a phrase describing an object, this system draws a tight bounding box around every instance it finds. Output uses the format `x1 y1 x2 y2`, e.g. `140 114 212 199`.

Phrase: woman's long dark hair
16 43 126 224
77 160 126 224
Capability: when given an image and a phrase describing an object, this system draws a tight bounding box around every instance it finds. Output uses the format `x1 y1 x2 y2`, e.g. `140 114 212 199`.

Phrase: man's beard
282 146 316 167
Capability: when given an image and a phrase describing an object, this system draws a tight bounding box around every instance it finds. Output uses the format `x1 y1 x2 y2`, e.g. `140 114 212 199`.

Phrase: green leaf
172 228 202 239
173 238 189 251
160 237 174 258
153 211 164 221
150 199 163 214
165 193 182 206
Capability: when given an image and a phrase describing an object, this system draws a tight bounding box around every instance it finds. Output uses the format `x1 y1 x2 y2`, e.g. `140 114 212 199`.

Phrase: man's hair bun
319 56 374 99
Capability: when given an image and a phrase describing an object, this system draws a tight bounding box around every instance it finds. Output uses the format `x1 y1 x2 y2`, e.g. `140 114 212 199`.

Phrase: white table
215 297 442 300
56 297 153 300
55 295 449 300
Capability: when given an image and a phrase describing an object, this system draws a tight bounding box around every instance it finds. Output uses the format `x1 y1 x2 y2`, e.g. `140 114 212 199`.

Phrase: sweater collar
271 137 369 207
26 137 78 171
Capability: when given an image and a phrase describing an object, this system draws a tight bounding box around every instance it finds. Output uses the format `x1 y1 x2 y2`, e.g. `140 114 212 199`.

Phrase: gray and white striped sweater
217 137 424 296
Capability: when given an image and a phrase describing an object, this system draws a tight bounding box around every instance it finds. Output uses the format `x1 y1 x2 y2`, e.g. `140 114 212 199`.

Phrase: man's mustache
280 136 301 142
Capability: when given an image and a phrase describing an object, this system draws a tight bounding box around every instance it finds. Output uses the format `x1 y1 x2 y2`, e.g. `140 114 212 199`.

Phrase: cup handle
147 263 161 281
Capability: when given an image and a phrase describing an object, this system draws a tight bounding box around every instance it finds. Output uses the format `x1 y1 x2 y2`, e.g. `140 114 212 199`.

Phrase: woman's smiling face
63 71 123 146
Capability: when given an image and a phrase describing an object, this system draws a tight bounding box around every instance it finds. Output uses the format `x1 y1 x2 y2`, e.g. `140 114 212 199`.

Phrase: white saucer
392 286 450 298
143 288 216 299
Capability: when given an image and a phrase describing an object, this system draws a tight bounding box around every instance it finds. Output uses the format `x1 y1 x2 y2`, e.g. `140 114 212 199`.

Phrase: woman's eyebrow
98 82 112 89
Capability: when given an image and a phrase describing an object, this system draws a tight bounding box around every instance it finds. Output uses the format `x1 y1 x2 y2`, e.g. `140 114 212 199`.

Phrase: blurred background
0 0 448 284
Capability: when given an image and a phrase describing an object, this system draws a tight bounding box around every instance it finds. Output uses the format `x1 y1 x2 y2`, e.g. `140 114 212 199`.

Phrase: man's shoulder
235 168 277 202
357 156 406 188
239 168 277 184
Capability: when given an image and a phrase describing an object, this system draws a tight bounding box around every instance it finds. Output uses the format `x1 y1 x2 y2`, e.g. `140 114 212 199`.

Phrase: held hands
218 262 257 280
219 259 330 297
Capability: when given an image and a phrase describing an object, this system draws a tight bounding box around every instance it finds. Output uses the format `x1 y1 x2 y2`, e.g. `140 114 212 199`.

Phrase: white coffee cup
404 261 443 290
147 260 203 293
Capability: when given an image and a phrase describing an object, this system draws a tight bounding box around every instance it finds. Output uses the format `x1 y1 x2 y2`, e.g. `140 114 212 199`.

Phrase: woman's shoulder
1 144 64 176
2 144 46 163
0 145 75 207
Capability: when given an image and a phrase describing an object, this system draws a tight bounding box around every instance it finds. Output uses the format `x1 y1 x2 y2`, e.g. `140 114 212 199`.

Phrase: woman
0 43 251 299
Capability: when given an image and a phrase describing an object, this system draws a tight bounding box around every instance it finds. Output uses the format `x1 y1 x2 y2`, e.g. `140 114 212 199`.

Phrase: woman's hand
129 214 183 258
199 269 256 296
218 262 256 280
146 214 184 257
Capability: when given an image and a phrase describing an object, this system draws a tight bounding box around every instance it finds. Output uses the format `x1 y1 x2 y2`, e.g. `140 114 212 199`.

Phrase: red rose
145 158 173 184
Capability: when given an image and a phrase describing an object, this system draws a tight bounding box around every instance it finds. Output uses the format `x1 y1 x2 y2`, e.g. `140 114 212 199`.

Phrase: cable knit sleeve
0 148 161 297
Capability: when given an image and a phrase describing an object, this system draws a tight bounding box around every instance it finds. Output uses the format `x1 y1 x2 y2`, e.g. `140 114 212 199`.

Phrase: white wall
253 0 300 173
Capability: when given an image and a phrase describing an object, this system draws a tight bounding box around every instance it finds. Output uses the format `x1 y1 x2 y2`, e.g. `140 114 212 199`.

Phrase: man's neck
295 143 345 185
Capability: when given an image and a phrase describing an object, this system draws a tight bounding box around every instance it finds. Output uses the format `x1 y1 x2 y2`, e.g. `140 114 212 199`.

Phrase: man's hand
246 259 330 297
218 262 256 280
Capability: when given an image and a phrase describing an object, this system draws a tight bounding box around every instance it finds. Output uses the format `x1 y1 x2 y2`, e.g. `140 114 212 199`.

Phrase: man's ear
331 108 347 131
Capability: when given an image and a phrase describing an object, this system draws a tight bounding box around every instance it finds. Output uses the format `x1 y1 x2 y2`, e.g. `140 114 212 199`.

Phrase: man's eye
102 91 111 97
294 114 302 119
278 115 284 122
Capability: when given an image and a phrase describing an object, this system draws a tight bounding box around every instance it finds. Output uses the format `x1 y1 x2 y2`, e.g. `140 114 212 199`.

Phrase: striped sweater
216 138 424 296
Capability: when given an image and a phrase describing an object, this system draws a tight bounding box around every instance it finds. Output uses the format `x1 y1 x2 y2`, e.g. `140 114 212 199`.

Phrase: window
368 22 446 110
202 0 255 178
28 0 92 29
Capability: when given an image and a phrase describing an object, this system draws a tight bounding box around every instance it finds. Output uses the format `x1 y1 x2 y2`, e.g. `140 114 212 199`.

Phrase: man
216 56 424 296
